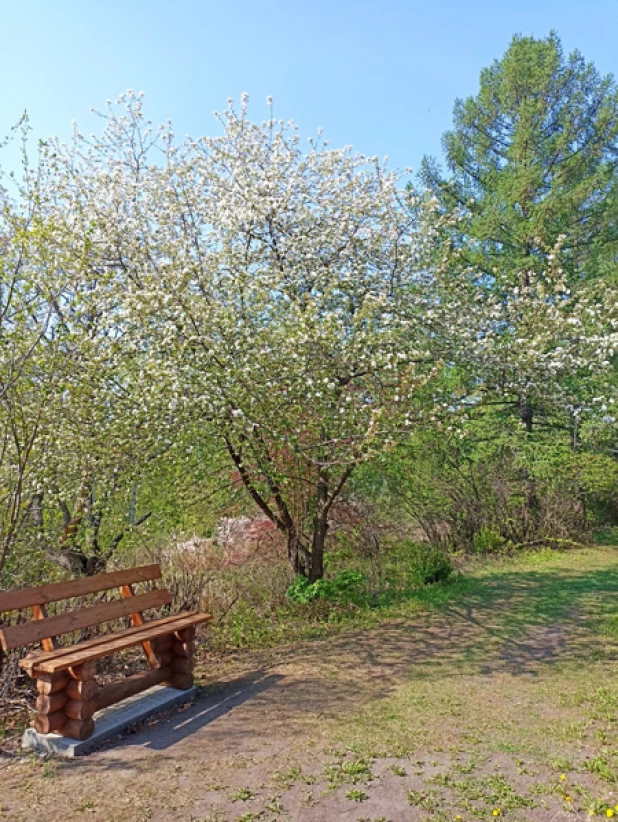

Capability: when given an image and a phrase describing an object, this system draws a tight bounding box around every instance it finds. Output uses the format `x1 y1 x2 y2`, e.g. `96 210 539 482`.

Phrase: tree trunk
519 397 533 434
519 396 538 536
306 469 329 582
31 493 43 527
309 515 328 583
287 531 308 577
286 518 328 582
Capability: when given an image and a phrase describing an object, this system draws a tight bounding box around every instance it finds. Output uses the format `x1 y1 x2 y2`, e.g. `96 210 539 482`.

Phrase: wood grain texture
0 564 162 613
68 660 98 681
171 657 193 675
168 673 194 690
35 692 68 715
175 626 197 643
155 650 174 668
65 678 97 701
24 613 211 674
31 604 56 652
62 718 95 741
35 673 70 695
152 635 174 653
120 583 158 668
65 698 96 721
2 588 172 650
34 710 67 734
93 666 172 713
172 641 194 659
21 614 193 671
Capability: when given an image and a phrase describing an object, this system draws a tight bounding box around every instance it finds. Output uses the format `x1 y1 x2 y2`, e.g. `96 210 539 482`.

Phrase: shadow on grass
260 556 618 690
452 558 618 636
52 551 618 771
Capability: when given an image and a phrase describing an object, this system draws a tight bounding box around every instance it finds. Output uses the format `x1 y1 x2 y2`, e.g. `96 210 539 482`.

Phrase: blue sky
1 1 616 176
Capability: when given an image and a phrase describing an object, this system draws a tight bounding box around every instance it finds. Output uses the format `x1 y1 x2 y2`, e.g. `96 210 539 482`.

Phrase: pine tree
421 33 618 526
421 32 618 288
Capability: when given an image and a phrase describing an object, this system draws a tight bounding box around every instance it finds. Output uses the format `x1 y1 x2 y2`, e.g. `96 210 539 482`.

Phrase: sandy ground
1 551 617 821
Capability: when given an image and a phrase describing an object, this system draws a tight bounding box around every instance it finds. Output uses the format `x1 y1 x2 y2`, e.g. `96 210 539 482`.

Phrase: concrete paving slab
22 684 197 758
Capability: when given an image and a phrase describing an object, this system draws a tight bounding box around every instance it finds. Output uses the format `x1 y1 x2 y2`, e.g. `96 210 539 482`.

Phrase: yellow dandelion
493 812 501 818
560 774 567 780
607 811 614 818
565 796 572 802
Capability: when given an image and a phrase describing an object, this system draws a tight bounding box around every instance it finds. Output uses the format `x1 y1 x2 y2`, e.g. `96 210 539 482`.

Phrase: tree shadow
50 557 618 773
242 561 618 692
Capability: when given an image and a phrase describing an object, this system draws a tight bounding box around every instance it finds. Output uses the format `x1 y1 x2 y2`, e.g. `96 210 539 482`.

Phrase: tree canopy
1 42 617 584
421 32 618 284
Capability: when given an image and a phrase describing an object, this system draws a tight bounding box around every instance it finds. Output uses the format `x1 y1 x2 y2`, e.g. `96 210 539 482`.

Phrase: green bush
357 417 618 555
472 526 507 554
286 570 367 604
400 541 453 585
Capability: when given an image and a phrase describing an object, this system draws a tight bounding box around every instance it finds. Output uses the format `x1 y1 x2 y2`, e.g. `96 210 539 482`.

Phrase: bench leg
34 672 69 734
152 635 174 668
170 626 196 690
61 662 97 740
153 630 195 687
153 627 198 690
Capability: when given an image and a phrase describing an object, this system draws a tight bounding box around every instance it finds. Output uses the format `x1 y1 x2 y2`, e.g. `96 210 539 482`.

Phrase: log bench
0 564 211 741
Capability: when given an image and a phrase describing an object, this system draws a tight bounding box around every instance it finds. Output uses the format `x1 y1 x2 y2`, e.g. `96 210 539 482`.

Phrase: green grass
301 545 618 819
204 544 618 821
209 544 463 651
345 788 368 801
5 543 618 822
230 787 255 802
592 527 618 546
207 541 618 655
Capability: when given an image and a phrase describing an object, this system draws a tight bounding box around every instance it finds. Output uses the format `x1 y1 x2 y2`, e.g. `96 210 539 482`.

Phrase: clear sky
1 0 616 176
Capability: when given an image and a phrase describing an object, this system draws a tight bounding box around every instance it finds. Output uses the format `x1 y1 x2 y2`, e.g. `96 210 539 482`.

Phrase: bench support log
34 710 67 734
34 672 69 734
93 666 172 713
33 662 98 740
35 671 69 695
40 661 99 740
169 626 196 689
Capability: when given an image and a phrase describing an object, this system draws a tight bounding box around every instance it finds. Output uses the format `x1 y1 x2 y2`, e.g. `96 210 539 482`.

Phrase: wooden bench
0 564 211 741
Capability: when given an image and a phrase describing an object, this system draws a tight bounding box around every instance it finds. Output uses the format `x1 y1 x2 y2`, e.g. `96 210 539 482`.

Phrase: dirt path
1 549 617 821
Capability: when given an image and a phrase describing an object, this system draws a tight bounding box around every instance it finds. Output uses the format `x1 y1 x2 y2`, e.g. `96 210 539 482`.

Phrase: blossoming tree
37 94 618 580
0 128 176 579
38 96 474 579
0 181 57 575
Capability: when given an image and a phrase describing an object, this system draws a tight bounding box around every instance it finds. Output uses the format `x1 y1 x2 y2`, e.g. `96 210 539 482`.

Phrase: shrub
401 541 453 585
363 420 617 555
286 570 367 604
472 526 507 554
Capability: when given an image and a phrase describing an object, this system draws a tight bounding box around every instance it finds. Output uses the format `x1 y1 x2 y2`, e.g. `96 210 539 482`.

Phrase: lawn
0 545 616 821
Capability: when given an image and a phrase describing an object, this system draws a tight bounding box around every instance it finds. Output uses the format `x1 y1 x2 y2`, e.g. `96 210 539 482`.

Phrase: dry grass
1 545 616 821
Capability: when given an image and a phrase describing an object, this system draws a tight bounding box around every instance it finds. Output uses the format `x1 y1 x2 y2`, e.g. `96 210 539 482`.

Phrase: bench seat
20 611 211 675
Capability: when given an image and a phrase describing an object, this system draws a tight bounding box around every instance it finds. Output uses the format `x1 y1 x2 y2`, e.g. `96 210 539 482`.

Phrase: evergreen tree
421 32 618 287
422 32 618 436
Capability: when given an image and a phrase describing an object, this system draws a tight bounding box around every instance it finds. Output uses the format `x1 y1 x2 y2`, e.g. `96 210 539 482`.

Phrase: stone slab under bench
22 684 197 758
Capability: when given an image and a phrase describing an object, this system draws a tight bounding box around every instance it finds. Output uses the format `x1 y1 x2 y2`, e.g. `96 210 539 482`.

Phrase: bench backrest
0 564 169 652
